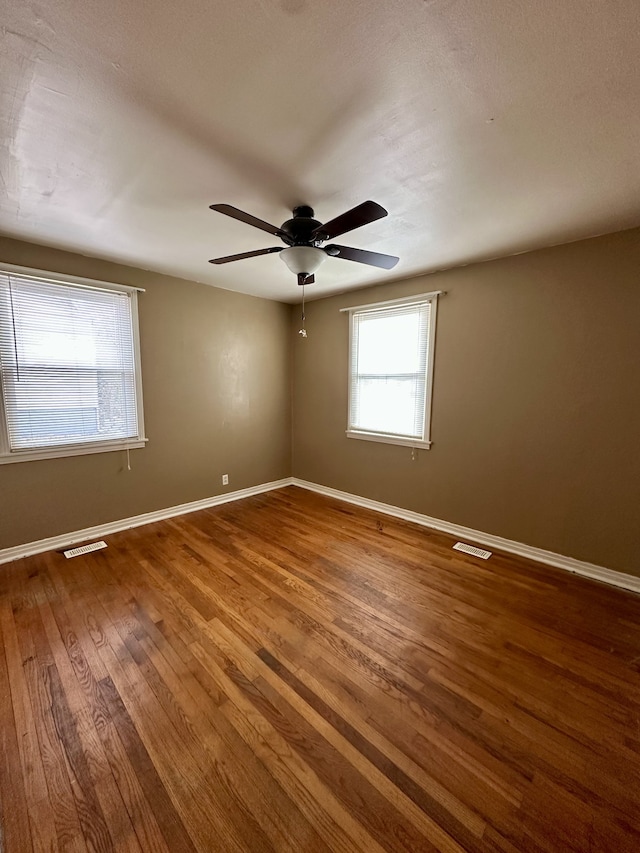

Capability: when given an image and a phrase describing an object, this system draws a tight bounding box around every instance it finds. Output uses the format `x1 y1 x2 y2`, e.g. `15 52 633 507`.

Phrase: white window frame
341 291 441 449
0 262 147 465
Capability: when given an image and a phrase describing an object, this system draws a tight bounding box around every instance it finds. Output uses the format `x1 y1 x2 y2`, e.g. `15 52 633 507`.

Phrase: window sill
346 430 432 449
0 438 147 465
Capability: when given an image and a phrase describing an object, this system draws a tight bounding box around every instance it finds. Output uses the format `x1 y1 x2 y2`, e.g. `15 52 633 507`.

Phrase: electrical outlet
222 474 229 485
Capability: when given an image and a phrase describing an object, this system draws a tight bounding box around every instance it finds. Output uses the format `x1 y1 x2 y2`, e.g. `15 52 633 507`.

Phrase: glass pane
356 309 424 375
352 376 423 438
0 276 139 451
5 367 136 449
12 282 130 369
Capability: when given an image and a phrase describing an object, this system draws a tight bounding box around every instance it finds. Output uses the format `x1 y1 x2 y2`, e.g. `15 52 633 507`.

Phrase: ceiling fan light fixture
279 246 326 275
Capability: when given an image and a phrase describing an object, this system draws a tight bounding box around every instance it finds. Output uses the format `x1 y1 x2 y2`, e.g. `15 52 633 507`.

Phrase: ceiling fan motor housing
280 206 326 246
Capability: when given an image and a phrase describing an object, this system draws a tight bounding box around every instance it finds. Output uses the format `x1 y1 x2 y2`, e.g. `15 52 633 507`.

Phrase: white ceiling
1 0 639 303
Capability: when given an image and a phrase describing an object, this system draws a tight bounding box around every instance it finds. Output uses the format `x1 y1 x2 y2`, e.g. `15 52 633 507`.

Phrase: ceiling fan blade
313 201 388 241
210 204 286 237
327 244 399 270
209 247 283 264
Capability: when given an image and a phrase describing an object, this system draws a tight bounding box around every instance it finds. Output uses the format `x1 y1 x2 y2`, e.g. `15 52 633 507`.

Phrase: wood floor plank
11 569 89 853
309 649 529 822
0 598 57 851
191 620 465 852
37 591 145 853
190 638 391 853
2 485 640 851
46 662 115 852
134 631 334 853
39 561 178 851
0 601 34 853
257 647 487 846
85 594 248 853
97 674 201 853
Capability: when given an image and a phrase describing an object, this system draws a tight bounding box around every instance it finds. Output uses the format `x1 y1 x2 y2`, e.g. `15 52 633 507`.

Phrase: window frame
0 262 147 465
343 291 441 450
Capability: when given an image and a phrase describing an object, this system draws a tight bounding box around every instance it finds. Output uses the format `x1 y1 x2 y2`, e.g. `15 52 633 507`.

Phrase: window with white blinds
346 293 439 448
0 265 145 463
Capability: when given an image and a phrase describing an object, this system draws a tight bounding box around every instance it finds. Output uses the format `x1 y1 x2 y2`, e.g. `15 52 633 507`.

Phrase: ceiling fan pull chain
299 284 307 338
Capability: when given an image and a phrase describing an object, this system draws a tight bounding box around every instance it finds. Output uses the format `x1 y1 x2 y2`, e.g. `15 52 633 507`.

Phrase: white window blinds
0 270 143 455
347 294 438 446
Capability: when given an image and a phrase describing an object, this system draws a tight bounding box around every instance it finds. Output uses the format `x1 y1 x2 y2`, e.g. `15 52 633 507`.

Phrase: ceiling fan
208 201 399 285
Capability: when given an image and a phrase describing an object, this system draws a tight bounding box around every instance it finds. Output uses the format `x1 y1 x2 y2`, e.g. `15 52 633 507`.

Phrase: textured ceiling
1 0 639 302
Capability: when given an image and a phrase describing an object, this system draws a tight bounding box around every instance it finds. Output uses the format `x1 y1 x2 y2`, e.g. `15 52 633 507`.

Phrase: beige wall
291 228 640 575
0 236 291 549
2 228 638 574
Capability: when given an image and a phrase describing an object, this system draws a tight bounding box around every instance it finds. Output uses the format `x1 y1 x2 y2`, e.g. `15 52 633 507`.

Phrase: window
0 263 146 464
344 292 440 448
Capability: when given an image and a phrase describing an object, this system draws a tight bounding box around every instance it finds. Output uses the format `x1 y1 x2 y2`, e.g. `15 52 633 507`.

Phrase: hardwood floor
1 485 640 852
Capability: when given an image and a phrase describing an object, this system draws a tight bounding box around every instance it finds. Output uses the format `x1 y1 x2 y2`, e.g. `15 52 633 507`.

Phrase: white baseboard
3 475 638 596
291 478 640 595
0 478 294 565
